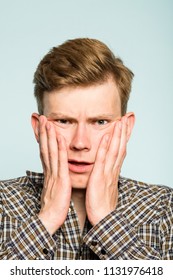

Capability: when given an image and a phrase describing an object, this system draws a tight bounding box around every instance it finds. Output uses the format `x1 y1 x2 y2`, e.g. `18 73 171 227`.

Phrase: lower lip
68 162 93 173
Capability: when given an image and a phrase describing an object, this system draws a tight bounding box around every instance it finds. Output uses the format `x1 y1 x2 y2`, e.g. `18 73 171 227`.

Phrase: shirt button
101 248 106 255
91 240 98 246
43 248 49 255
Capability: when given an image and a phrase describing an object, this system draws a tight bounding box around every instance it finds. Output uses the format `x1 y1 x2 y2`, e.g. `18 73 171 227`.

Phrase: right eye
52 119 71 126
49 118 74 129
56 119 70 124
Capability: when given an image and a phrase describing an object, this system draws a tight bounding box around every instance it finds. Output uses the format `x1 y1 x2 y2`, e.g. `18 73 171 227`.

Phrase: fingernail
39 115 44 124
123 116 128 124
105 134 110 142
46 122 51 130
118 121 122 129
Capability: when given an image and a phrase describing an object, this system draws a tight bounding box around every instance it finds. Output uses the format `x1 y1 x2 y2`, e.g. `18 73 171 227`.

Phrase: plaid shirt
0 171 173 260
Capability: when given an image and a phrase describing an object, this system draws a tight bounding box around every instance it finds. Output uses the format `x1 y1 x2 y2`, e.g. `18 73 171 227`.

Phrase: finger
57 135 69 182
113 116 128 173
39 115 50 173
46 121 58 176
91 134 110 178
104 120 122 173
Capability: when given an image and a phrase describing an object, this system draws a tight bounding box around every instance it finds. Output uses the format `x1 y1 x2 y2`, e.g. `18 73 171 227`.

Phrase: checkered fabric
0 171 172 259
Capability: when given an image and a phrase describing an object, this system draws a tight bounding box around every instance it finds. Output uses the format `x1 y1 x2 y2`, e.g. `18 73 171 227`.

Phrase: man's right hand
37 115 71 235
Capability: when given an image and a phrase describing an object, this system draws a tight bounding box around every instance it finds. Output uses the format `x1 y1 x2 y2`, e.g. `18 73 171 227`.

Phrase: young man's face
39 78 122 188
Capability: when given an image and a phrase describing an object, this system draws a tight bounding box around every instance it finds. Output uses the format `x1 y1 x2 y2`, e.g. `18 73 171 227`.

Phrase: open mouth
68 160 91 166
68 160 93 173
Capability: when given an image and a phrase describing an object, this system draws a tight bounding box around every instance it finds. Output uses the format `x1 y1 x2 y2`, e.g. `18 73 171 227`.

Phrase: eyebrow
46 112 117 120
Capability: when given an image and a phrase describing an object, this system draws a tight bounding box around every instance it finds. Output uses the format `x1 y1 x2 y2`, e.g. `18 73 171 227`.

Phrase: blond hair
33 38 134 115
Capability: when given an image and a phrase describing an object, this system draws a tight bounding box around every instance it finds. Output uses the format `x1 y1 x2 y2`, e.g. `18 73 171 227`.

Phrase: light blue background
0 0 172 187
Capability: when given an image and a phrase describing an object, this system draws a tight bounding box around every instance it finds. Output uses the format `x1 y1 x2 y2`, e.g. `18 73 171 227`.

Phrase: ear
31 113 40 143
125 112 135 142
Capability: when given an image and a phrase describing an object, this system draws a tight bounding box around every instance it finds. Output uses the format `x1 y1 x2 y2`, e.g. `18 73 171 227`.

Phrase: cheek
91 135 101 151
54 127 71 146
91 125 114 150
94 123 115 139
54 124 115 151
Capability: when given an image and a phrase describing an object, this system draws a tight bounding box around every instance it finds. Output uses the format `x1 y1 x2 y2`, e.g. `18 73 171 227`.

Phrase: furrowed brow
46 113 119 121
46 113 77 123
46 112 74 119
87 114 117 120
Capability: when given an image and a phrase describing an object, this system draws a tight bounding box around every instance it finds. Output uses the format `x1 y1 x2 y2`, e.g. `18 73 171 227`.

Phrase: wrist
38 212 60 235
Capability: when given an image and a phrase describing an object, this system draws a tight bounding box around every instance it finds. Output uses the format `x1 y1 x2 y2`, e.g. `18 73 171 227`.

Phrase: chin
72 185 87 190
70 172 89 189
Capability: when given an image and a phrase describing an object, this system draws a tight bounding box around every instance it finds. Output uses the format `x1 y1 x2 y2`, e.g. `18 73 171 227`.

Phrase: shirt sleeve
160 190 173 259
84 184 173 260
0 215 57 260
83 211 164 260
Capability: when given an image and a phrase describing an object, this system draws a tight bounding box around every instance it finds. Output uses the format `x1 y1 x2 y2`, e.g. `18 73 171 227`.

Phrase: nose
69 123 91 151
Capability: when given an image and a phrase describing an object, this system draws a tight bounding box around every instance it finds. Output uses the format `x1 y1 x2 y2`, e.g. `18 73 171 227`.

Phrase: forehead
43 78 121 116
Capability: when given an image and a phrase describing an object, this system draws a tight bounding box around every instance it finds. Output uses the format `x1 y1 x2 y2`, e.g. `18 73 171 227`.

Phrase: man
0 38 172 260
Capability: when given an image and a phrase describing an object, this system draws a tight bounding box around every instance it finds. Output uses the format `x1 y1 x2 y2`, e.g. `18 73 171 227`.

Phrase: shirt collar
26 170 44 185
26 171 137 196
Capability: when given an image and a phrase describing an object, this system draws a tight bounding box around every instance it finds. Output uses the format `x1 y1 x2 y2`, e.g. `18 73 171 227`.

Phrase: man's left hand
86 116 128 225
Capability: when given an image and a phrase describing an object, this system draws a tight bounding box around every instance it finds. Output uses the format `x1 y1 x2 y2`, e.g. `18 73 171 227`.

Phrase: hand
86 116 128 225
37 116 71 235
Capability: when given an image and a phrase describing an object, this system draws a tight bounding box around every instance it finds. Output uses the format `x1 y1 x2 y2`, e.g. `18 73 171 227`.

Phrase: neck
71 188 86 212
71 188 86 232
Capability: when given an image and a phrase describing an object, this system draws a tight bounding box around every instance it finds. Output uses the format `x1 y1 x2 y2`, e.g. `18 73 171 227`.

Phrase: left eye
96 120 108 125
58 119 69 124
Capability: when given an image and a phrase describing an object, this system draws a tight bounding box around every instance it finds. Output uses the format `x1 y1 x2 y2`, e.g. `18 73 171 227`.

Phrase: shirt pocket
137 223 161 252
0 214 22 244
